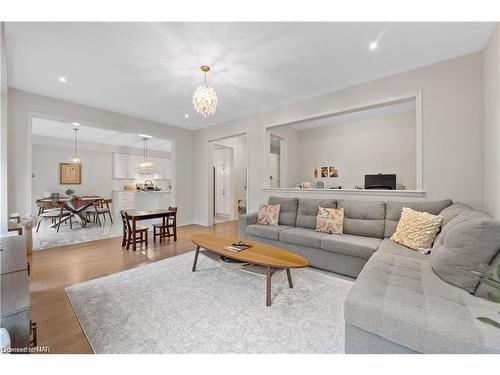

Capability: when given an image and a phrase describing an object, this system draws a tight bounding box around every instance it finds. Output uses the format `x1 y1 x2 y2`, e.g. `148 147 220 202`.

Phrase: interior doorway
269 133 286 188
210 133 248 224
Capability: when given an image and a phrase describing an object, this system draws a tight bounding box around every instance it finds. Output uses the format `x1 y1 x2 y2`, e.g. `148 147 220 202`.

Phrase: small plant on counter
475 263 500 329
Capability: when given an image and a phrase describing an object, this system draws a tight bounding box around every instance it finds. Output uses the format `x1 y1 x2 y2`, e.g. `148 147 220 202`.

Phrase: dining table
36 196 103 227
125 209 177 251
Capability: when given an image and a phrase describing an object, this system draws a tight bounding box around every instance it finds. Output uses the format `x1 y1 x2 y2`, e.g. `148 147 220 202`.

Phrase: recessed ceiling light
59 76 67 83
139 134 152 138
71 122 80 126
369 42 378 51
184 114 189 118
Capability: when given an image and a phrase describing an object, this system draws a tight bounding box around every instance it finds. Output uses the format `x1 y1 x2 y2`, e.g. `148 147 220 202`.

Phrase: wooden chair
152 207 177 242
120 211 148 250
36 204 73 233
85 199 113 226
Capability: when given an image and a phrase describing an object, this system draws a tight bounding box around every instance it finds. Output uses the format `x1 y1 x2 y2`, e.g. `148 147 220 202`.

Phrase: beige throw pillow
390 207 443 252
315 207 344 234
256 204 280 226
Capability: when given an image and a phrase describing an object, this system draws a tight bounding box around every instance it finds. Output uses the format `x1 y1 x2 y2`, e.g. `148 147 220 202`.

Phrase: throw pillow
315 207 344 234
256 204 280 226
390 207 443 252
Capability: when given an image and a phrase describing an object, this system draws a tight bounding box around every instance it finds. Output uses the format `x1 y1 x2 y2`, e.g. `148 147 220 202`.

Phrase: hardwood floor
28 221 238 354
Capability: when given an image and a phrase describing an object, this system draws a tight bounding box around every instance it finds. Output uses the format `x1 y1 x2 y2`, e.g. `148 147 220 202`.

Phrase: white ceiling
6 22 495 130
288 100 416 131
32 117 172 152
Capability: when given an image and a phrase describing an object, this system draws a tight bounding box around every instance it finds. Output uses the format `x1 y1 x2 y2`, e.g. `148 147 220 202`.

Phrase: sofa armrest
239 212 258 239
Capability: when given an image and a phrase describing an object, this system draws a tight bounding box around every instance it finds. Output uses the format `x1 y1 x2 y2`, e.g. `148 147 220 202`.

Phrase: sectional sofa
239 197 500 353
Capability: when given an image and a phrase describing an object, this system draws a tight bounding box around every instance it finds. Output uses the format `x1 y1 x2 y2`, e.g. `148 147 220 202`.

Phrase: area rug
65 251 354 353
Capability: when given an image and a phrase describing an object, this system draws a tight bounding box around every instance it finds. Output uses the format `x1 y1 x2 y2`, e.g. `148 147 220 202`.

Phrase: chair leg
109 212 113 223
122 230 126 247
126 232 131 250
145 230 148 247
96 214 102 227
56 216 63 233
69 216 73 229
36 219 41 233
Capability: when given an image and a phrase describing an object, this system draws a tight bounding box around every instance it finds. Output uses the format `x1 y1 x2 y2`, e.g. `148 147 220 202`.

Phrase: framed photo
329 166 339 177
60 163 81 184
320 166 329 178
313 168 319 178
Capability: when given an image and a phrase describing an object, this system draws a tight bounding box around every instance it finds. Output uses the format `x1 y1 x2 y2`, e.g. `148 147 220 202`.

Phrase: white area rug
65 251 353 353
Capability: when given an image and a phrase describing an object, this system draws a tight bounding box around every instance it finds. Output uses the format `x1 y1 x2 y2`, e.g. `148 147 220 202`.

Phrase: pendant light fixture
192 65 218 117
138 137 156 174
69 128 81 165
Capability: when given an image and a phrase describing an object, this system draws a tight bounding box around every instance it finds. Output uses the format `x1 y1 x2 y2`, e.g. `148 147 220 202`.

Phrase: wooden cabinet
0 235 31 349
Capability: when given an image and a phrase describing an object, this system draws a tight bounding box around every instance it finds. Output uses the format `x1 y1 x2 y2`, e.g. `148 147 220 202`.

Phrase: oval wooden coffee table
191 233 308 306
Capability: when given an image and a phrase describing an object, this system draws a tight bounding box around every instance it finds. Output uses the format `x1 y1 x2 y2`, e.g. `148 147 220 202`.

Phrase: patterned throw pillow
390 207 443 253
256 204 281 226
315 207 344 234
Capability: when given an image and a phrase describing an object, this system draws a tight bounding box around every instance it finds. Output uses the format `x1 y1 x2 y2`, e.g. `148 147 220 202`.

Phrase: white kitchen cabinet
154 157 172 179
113 153 131 179
112 191 136 216
113 152 171 180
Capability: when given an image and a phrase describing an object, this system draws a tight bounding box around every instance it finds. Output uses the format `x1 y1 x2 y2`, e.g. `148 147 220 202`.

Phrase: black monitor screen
364 174 396 190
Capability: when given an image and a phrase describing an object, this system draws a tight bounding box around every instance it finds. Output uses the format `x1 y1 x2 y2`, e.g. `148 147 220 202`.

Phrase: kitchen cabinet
153 157 172 180
113 153 172 180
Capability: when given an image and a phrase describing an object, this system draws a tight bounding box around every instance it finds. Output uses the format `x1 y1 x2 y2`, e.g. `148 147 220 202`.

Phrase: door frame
207 131 249 227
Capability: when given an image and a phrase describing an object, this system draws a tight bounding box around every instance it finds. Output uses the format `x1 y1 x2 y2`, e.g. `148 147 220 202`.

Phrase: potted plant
475 264 500 329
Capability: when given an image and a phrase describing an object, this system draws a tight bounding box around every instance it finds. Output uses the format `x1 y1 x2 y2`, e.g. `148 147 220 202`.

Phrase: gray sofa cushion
268 197 299 226
384 199 452 238
321 234 381 259
377 238 426 259
338 200 386 239
246 224 294 241
431 210 500 293
279 227 328 248
439 202 472 227
345 247 500 353
295 198 337 229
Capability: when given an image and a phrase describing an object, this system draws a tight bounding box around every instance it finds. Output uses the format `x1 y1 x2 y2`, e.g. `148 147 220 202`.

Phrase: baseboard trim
177 220 210 227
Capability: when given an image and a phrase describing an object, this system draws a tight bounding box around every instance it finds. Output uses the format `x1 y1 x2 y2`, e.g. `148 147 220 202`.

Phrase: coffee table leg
192 246 200 272
286 268 293 288
266 266 272 306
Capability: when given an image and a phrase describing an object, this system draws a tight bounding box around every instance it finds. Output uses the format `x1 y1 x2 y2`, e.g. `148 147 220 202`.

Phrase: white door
269 153 280 188
214 148 232 217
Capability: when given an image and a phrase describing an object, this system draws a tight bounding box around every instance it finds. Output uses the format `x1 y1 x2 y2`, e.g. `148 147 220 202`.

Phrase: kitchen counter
112 190 172 215
112 190 171 193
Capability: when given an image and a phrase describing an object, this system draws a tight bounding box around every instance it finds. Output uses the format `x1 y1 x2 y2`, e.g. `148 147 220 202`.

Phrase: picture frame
320 166 329 178
60 163 81 184
329 166 339 177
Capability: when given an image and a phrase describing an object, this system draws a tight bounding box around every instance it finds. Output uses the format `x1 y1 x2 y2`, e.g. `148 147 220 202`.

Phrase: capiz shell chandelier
192 65 218 117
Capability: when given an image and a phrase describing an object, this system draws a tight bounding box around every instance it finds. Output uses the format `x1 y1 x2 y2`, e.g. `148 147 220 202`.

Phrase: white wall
194 52 484 225
483 24 500 219
293 111 416 189
0 23 8 231
7 88 195 225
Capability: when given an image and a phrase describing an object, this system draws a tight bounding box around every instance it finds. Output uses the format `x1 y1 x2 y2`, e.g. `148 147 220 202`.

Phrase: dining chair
152 207 177 242
36 203 73 233
85 198 113 226
120 211 148 250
